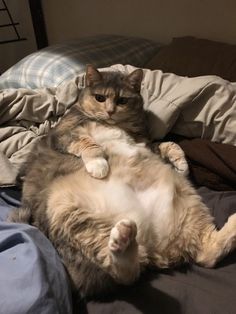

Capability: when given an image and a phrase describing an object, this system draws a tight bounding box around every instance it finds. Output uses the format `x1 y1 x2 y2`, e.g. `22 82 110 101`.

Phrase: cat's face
78 65 144 125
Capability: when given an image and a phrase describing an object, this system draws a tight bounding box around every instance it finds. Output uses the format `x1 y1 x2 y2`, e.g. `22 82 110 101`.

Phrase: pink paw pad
109 219 137 253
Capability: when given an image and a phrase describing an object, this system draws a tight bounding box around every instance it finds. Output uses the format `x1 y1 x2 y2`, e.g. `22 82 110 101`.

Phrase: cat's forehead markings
94 87 117 97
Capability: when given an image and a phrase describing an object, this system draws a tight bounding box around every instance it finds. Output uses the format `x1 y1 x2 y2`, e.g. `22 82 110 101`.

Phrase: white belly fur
93 178 175 243
92 126 141 158
91 125 175 239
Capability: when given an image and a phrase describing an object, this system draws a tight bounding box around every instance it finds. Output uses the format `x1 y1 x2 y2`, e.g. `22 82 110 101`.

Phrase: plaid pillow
0 34 161 89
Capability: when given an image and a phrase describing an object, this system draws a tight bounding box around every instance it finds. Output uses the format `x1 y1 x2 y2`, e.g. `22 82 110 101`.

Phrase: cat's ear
126 69 143 92
86 64 103 87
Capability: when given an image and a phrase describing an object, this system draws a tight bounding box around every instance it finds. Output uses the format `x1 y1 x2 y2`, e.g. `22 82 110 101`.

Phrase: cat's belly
48 128 176 244
50 170 175 242
90 177 175 245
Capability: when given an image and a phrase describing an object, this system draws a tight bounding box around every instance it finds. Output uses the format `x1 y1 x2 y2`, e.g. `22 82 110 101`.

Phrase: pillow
146 36 236 81
0 34 161 89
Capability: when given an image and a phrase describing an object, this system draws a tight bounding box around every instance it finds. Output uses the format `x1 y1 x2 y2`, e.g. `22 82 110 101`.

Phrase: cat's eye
117 97 129 105
95 94 106 102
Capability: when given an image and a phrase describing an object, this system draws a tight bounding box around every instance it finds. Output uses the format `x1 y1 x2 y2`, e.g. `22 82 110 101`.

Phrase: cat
9 65 236 299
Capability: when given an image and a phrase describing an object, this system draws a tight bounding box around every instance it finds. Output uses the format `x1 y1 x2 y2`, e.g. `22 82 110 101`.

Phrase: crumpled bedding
0 79 81 186
1 64 236 186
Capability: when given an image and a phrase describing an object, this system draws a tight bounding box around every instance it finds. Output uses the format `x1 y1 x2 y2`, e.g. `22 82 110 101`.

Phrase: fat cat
10 65 236 299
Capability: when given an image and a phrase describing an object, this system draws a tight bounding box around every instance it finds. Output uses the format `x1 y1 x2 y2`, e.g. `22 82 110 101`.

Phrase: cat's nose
107 109 115 116
106 104 115 116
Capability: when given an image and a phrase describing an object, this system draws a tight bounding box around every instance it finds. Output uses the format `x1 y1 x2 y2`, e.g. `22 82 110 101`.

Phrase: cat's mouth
106 118 117 125
94 113 121 124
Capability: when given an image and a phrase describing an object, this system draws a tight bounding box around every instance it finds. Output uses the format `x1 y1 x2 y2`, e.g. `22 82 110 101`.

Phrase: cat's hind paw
109 219 137 254
85 157 109 179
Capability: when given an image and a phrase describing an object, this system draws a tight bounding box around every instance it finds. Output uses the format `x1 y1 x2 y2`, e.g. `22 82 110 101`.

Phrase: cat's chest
91 126 144 158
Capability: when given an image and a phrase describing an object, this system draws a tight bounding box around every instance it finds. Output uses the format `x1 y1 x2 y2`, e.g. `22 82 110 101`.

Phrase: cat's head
78 65 144 125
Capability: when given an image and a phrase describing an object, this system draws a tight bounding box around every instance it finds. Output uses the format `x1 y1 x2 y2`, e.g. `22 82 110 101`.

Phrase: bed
0 34 236 314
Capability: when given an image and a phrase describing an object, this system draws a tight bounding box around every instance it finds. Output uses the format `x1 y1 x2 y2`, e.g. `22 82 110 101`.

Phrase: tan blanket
0 65 236 186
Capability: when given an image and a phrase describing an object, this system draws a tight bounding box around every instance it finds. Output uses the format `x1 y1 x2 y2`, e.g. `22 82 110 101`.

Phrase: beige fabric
109 64 236 144
0 65 236 186
0 78 81 186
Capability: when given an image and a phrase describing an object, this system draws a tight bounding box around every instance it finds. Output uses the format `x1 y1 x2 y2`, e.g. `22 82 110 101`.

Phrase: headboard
28 0 48 49
0 0 48 73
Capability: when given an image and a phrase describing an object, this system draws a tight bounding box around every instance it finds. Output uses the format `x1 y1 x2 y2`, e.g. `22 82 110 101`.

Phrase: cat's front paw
159 142 189 176
109 219 137 254
172 158 189 176
85 157 109 179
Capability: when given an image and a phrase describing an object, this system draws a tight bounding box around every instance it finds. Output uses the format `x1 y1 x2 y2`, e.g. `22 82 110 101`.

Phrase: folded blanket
1 65 236 186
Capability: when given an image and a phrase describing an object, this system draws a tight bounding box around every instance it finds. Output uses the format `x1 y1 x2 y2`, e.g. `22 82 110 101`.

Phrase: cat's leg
152 141 189 176
196 213 236 267
68 136 109 179
49 206 140 288
108 219 140 284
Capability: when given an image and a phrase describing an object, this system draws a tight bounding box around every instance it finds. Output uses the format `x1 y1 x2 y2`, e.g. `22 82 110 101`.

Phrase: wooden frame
28 0 48 49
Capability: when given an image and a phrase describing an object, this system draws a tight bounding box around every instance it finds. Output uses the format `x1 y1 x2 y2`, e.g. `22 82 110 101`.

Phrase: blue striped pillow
0 35 161 89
